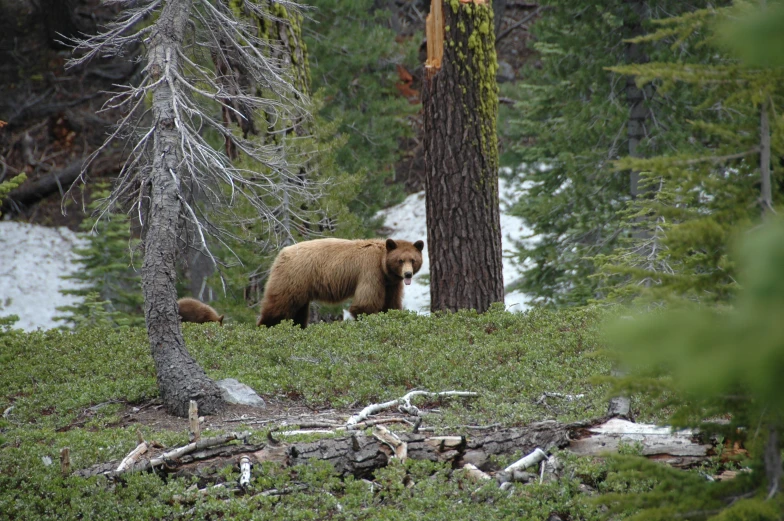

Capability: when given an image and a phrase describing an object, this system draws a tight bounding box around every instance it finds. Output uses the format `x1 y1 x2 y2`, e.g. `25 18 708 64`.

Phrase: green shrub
0 307 623 521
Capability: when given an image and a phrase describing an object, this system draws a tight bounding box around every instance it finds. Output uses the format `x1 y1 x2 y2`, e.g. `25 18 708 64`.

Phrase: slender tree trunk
423 0 504 313
144 0 223 418
760 99 772 216
493 0 507 39
625 0 651 205
624 0 661 289
765 425 781 499
759 0 773 217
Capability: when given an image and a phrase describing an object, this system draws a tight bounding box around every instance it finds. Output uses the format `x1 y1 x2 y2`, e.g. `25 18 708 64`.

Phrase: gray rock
216 378 266 408
497 60 515 83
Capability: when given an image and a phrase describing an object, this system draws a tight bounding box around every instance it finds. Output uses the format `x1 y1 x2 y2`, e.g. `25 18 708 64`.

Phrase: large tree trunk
144 0 224 418
227 0 315 306
422 0 505 313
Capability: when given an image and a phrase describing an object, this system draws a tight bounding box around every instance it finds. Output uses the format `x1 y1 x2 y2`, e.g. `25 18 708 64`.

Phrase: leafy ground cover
0 307 659 521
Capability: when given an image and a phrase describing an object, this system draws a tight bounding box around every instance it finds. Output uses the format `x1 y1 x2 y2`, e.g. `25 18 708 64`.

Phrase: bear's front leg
348 279 386 319
382 281 404 312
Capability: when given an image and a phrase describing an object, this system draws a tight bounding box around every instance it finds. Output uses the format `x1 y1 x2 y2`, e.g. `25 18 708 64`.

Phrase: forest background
1 0 781 321
1 0 784 519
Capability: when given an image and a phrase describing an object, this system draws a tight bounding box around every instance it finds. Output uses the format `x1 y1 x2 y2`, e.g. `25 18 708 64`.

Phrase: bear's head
385 239 425 285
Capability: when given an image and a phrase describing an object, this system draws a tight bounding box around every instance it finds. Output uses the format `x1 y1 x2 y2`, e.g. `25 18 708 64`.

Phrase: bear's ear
218 315 224 326
385 238 398 251
414 240 424 252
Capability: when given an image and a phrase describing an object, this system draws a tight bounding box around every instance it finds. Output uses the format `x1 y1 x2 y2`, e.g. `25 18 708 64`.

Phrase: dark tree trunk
144 0 224 418
625 0 652 202
493 0 507 39
227 0 315 306
422 0 504 313
760 101 772 216
41 0 80 49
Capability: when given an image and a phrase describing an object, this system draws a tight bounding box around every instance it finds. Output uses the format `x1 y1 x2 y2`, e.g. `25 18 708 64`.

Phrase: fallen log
1 160 83 213
74 421 571 480
567 418 713 468
72 417 717 482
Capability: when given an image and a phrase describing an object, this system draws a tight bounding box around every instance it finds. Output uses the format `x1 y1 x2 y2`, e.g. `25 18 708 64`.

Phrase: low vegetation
0 307 627 521
2 304 775 520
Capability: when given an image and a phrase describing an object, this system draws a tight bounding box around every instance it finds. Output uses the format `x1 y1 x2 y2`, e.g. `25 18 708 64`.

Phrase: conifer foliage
0 173 26 218
603 219 784 518
597 1 784 304
505 0 783 307
57 187 144 329
304 0 420 222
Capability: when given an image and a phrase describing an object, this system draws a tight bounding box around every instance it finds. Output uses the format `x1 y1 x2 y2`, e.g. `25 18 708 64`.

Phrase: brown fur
257 238 425 328
177 297 224 325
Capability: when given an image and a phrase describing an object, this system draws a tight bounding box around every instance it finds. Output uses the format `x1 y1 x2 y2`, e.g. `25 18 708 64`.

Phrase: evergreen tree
597 1 784 304
56 186 144 328
422 0 505 313
204 0 421 321
0 173 26 218
200 1 369 319
304 0 421 224
0 172 25 327
502 0 728 307
601 219 784 517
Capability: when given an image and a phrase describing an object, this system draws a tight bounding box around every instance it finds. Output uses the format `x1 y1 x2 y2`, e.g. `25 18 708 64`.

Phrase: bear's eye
399 259 404 264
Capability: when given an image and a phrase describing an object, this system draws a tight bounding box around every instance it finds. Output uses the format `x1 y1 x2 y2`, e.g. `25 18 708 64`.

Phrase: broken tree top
425 0 490 73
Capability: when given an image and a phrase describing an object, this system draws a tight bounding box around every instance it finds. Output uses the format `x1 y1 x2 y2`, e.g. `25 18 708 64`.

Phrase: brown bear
257 238 425 328
177 297 224 325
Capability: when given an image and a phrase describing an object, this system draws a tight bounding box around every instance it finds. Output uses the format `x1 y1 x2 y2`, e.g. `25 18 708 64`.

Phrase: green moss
228 0 243 18
446 0 499 178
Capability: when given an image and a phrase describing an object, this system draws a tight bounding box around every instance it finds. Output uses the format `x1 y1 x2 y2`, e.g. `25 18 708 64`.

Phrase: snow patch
0 221 86 331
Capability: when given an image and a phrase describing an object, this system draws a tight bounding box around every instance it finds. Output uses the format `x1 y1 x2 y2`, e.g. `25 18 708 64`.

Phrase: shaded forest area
0 0 539 227
0 0 130 224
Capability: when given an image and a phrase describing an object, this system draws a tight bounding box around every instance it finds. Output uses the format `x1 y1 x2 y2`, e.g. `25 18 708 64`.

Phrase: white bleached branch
238 455 252 488
116 441 149 473
346 390 478 427
504 447 548 473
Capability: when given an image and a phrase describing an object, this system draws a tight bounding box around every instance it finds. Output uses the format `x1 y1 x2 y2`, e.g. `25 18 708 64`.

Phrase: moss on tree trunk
423 0 504 313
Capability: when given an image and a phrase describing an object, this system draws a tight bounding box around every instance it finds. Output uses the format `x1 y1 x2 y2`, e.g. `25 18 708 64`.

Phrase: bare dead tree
67 0 316 417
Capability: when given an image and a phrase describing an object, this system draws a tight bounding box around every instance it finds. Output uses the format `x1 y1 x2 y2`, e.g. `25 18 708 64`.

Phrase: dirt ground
105 399 352 435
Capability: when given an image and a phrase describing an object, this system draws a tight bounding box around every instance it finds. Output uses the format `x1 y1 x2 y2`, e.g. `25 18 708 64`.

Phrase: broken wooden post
189 400 200 442
425 0 444 75
60 447 70 476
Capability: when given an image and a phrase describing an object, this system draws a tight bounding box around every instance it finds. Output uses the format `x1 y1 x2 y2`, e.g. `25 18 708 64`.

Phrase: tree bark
423 0 505 313
760 100 772 216
143 0 224 418
625 0 651 204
